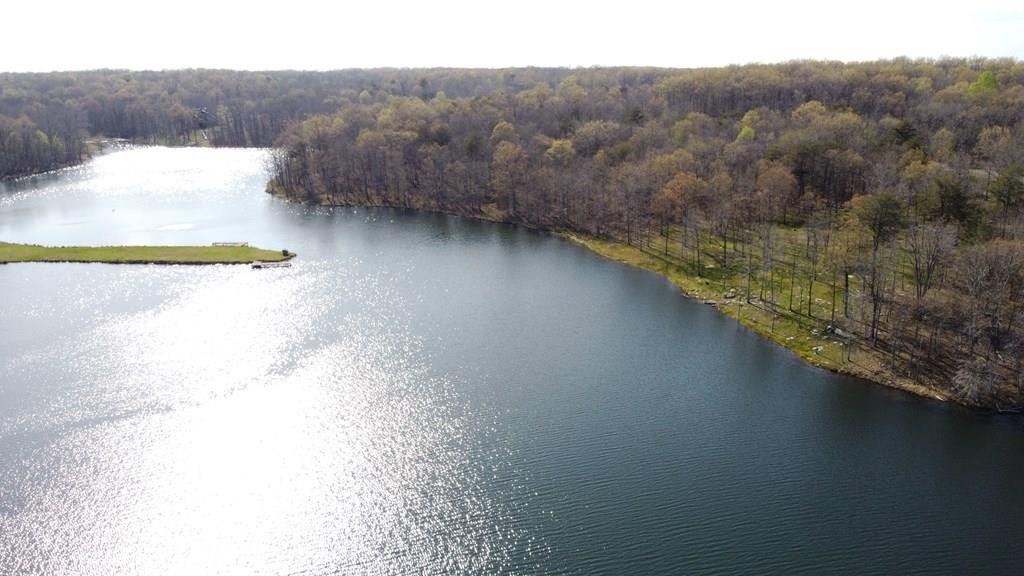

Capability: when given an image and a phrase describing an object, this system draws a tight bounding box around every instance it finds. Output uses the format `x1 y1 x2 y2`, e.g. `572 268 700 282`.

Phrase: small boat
213 241 249 247
251 261 292 269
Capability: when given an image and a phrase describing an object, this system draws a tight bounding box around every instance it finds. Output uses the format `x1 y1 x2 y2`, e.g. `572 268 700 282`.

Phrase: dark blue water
1 148 1022 575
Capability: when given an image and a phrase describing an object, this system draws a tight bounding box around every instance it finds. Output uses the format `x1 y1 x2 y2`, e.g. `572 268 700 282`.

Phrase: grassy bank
0 242 294 265
562 233 951 405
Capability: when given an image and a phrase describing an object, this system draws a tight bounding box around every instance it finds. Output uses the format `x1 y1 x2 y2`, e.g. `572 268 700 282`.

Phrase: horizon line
3 55 1023 75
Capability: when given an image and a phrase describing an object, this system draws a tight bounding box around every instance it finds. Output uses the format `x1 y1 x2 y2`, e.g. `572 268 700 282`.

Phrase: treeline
0 68 579 178
266 59 1024 408
0 113 85 177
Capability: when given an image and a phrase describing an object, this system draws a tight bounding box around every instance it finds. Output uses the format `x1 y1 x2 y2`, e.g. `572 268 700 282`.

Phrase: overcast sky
4 0 1022 71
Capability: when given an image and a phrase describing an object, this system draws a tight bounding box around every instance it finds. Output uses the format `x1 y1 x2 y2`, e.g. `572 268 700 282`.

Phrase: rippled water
1 147 1022 575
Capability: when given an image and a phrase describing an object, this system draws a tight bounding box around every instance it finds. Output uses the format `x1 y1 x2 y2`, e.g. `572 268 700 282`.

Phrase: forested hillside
0 68 579 178
265 60 1024 408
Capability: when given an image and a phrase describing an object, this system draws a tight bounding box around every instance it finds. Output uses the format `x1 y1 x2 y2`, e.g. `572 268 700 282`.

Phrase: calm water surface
1 148 1022 575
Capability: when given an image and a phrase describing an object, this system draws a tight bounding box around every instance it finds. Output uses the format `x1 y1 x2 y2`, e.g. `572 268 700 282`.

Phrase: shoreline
558 233 963 409
281 195 989 410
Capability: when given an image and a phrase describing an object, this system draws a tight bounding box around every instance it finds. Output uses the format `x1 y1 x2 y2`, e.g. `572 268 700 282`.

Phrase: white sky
3 0 1022 71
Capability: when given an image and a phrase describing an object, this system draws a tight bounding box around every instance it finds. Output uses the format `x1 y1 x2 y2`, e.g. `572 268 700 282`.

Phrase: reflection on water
1 260 529 575
1 147 1022 575
0 149 534 575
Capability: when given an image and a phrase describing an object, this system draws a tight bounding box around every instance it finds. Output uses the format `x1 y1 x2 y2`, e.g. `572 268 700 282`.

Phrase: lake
1 147 1021 575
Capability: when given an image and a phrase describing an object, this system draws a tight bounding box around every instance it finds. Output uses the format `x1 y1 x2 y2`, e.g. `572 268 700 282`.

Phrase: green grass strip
0 242 294 265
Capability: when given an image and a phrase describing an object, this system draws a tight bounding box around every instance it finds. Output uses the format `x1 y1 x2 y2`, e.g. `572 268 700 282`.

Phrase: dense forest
0 69 571 177
2 61 1024 408
265 60 1024 409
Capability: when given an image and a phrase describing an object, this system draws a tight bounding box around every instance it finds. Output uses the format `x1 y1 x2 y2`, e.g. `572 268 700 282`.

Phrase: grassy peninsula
0 242 293 265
